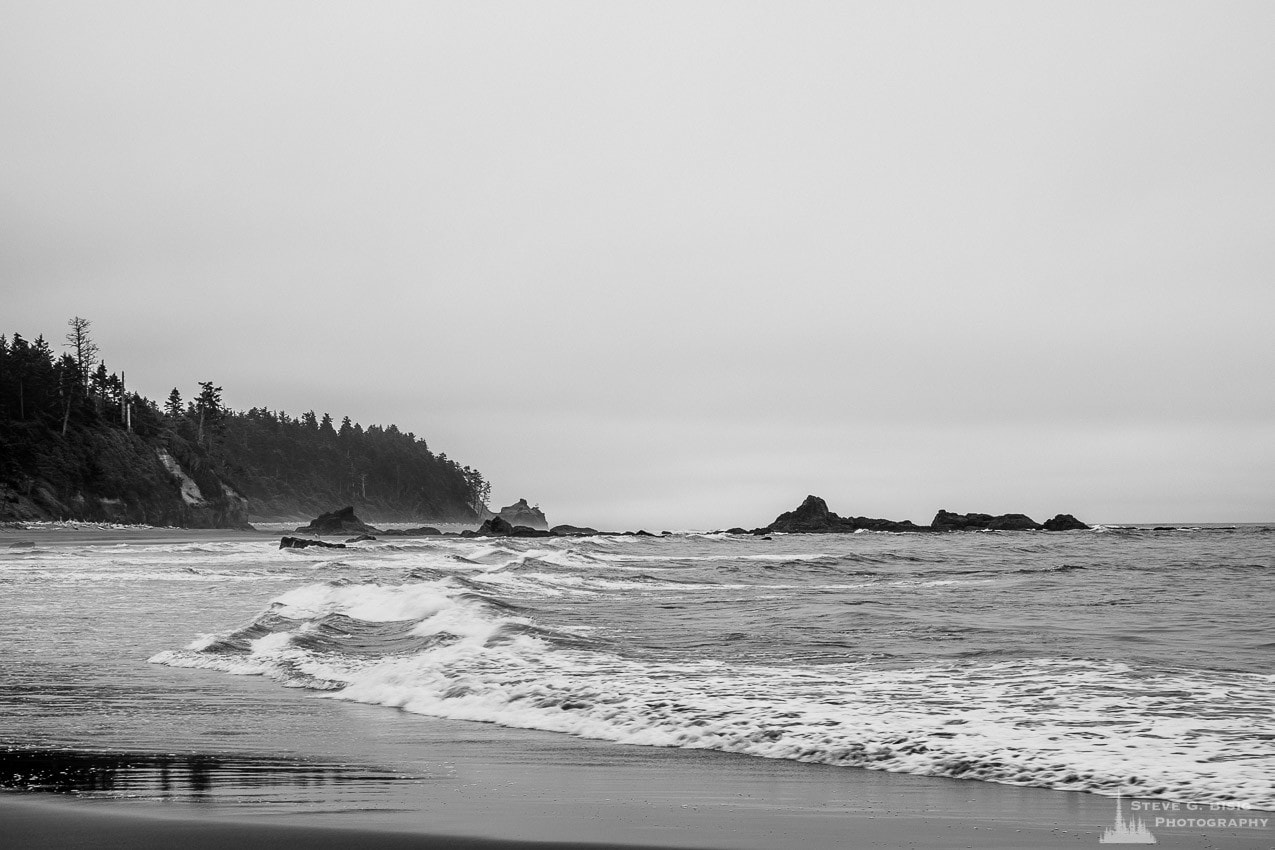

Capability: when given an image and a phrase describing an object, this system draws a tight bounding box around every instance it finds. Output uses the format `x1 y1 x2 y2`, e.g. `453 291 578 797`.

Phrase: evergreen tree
64 317 99 393
195 381 223 448
90 362 109 411
3 319 490 524
165 388 183 420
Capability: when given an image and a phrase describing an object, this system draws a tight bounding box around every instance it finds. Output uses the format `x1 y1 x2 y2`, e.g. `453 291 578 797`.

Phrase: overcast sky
3 1 1272 528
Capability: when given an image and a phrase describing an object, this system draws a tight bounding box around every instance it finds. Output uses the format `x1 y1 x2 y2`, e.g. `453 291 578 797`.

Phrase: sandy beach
5 734 1271 850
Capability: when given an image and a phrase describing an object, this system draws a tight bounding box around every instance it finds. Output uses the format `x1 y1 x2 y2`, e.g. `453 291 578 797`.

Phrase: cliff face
0 423 250 528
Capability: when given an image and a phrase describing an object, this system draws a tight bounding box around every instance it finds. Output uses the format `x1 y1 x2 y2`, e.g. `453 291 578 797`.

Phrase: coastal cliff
0 322 489 528
0 422 250 528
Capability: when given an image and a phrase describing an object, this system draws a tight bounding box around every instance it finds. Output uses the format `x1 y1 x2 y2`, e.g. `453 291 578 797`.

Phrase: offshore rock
509 525 554 538
767 495 920 534
465 516 553 537
931 510 1043 531
497 499 548 530
470 516 514 536
550 524 601 536
770 495 836 531
378 526 442 536
1042 513 1091 531
294 506 381 536
279 536 346 550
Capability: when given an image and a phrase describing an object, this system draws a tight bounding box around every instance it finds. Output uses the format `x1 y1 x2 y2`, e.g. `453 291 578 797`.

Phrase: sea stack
497 498 549 530
294 506 381 536
766 496 921 534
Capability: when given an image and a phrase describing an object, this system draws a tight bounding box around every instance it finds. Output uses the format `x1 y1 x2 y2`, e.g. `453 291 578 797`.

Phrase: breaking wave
152 560 1275 811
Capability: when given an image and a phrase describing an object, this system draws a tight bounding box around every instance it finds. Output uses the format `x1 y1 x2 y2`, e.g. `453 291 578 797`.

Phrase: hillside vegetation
0 319 488 526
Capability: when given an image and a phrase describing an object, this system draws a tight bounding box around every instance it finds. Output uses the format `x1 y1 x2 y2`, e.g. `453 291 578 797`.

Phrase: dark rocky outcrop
510 525 554 538
759 496 1086 534
279 536 346 550
378 526 442 536
931 510 1043 531
766 495 921 534
476 516 514 536
344 534 377 543
1042 513 1091 531
550 524 601 536
767 495 837 532
462 515 555 538
294 507 381 536
497 499 548 530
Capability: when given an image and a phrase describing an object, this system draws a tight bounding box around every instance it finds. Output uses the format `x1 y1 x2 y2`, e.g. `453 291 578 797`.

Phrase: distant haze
4 2 1272 529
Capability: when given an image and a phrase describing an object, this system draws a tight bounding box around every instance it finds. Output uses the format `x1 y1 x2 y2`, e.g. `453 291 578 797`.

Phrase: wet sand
0 795 699 850
4 713 1270 849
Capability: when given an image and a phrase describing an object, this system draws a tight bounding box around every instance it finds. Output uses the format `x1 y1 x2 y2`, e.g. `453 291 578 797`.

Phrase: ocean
1 524 1272 820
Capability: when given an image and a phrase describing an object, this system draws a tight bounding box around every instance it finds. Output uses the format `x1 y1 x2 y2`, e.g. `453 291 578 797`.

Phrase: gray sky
4 1 1273 528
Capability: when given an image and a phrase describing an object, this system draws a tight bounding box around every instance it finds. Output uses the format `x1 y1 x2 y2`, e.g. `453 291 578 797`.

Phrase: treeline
0 318 488 523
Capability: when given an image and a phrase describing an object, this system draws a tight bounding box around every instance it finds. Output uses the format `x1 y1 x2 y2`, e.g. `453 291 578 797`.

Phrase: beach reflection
0 748 419 806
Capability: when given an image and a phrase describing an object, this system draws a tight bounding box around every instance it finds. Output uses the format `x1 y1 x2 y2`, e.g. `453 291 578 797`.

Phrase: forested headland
0 318 489 527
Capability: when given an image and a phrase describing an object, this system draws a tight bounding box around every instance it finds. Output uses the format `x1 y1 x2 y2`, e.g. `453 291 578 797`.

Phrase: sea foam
152 570 1275 811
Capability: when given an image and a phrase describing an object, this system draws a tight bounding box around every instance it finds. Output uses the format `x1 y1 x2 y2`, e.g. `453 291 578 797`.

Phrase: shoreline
3 724 1271 849
3 525 1270 849
0 794 700 850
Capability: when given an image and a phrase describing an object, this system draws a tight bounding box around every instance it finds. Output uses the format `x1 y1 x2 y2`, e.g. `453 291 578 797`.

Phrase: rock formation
378 526 442 536
760 496 1089 534
930 510 1043 531
766 495 921 534
476 516 514 536
550 524 601 536
497 499 548 530
279 536 346 549
294 506 381 536
464 515 555 538
1042 513 1091 531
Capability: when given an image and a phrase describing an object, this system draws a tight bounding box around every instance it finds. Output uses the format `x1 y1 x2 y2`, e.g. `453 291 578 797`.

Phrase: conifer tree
165 388 183 420
195 381 223 448
64 317 99 394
